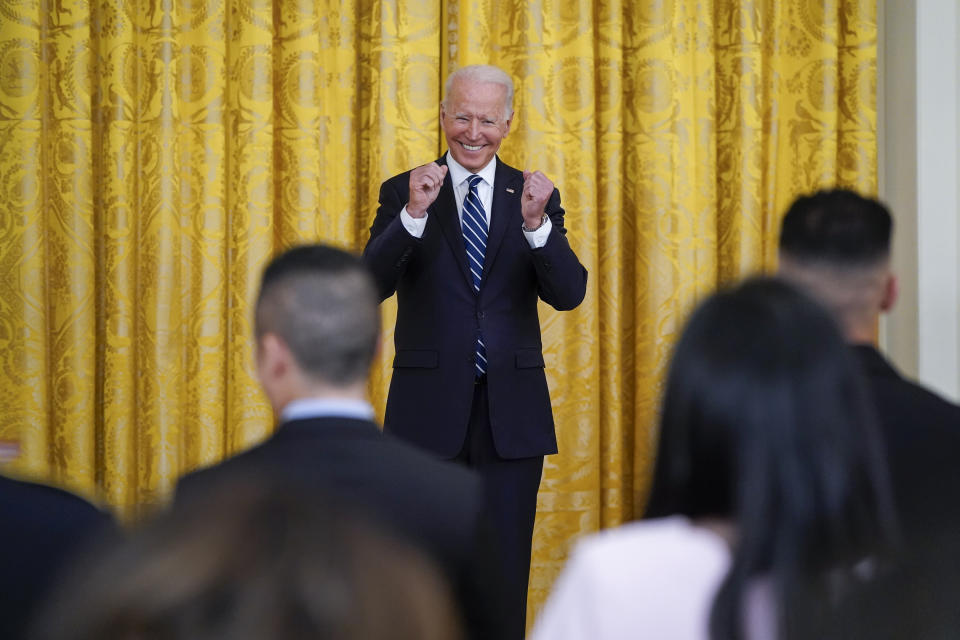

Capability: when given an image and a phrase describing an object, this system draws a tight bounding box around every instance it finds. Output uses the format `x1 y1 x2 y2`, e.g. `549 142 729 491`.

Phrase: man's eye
457 117 469 122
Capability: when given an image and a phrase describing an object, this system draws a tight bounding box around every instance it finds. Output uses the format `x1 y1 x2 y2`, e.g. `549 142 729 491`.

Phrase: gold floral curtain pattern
0 0 876 623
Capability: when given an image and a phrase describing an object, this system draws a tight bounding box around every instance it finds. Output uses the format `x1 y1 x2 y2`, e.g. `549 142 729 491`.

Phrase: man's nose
467 119 480 138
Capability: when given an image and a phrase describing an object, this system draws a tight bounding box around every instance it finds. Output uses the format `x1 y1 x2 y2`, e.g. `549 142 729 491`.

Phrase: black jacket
363 155 588 458
854 345 960 537
176 416 504 639
0 474 115 639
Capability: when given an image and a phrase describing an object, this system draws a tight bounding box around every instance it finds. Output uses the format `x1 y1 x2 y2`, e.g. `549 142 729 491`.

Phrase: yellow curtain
0 0 876 625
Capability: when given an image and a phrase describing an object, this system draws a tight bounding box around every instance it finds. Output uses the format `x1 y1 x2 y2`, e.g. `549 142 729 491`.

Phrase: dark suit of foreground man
363 64 588 637
176 245 501 639
0 474 114 639
778 189 960 539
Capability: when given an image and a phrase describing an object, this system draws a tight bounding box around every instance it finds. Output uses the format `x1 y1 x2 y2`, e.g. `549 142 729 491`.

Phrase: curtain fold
0 0 877 623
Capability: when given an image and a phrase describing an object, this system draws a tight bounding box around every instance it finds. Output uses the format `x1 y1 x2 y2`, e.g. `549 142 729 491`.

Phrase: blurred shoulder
570 516 730 576
855 345 960 427
379 431 481 492
0 474 114 543
0 474 109 520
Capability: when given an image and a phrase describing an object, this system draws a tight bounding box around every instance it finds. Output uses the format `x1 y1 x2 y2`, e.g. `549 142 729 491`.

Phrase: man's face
441 78 513 172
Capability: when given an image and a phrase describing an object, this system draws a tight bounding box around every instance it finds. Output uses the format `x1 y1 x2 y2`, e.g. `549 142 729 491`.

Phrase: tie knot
467 174 483 191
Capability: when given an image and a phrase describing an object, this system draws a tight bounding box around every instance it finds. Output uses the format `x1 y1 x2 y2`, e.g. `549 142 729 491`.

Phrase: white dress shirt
399 152 552 249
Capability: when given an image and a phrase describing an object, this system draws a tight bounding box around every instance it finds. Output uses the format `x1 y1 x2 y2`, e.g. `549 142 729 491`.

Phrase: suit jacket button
477 311 485 320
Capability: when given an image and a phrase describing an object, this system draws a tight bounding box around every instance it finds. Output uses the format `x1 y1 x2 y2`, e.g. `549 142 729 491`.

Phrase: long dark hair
645 277 896 639
32 476 462 640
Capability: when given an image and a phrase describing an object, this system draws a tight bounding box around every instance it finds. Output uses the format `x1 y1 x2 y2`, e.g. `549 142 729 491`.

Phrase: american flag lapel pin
506 187 515 193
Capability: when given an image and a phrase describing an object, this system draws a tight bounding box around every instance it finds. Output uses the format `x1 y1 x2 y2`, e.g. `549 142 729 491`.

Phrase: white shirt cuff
400 206 428 238
523 215 553 249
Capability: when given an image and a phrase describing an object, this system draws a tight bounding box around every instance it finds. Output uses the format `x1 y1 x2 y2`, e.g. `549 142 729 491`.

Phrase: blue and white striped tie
462 174 487 377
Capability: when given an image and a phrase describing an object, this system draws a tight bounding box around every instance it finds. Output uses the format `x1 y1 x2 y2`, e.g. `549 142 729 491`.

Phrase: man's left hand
521 170 553 229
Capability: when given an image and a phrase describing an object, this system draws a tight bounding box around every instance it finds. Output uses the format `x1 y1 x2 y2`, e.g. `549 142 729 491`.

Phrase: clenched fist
521 170 553 229
407 162 449 218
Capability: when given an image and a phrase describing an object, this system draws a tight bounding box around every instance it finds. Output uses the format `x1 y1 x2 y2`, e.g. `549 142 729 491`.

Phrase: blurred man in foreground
175 244 501 638
779 188 960 537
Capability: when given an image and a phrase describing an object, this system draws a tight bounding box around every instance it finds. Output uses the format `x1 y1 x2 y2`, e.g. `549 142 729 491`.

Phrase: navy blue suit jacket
0 474 115 639
363 155 588 459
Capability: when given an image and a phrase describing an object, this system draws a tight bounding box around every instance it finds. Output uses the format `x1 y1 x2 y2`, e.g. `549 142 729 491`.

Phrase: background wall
879 0 960 403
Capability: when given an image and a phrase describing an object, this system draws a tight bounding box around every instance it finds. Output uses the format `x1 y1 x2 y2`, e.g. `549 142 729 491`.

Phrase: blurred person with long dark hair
530 278 896 640
31 477 462 640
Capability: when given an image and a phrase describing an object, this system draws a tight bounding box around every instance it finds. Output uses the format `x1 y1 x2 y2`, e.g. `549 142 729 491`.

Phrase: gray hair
442 64 514 120
255 245 379 386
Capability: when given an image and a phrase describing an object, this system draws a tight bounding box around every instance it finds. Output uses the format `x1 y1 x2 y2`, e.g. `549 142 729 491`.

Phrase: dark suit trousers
455 377 544 640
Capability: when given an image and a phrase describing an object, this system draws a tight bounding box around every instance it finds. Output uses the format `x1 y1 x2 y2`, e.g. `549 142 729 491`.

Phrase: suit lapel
482 158 521 282
430 155 475 292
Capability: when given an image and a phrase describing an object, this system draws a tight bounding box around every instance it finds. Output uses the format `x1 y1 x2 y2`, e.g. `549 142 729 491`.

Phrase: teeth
462 143 482 151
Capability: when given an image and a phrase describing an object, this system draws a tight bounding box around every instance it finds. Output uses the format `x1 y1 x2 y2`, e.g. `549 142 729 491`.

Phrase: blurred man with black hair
176 244 502 639
779 188 960 538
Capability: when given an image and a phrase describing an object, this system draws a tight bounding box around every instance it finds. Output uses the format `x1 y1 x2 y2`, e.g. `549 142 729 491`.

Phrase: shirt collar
280 397 375 423
445 151 497 189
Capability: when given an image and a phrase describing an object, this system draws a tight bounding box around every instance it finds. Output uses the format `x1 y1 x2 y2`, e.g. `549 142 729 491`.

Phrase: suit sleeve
362 176 423 302
530 188 588 311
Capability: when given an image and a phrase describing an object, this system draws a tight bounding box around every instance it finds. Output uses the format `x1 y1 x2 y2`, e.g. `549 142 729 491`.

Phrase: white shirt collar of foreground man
281 397 375 423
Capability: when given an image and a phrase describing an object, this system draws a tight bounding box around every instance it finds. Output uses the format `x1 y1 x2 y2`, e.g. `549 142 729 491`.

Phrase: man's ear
880 273 899 313
257 333 291 382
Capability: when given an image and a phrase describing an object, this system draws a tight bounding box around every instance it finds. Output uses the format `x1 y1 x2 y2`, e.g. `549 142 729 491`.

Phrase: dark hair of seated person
644 277 898 640
31 474 463 640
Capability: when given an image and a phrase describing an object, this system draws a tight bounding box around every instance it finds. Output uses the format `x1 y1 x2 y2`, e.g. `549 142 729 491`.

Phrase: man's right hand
407 163 448 218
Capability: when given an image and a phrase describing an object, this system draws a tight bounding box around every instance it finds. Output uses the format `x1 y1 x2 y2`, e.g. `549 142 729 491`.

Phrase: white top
399 152 552 248
530 516 742 640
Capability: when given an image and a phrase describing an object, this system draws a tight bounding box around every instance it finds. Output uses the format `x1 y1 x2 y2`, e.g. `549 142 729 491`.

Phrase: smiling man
363 64 588 639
